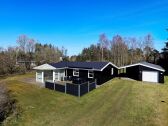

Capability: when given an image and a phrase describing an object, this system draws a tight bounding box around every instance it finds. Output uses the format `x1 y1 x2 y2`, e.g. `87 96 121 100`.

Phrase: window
37 71 42 79
73 69 79 76
111 68 114 75
88 70 94 78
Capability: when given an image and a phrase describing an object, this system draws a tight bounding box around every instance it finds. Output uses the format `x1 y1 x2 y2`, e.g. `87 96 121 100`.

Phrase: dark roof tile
50 61 110 70
140 62 165 71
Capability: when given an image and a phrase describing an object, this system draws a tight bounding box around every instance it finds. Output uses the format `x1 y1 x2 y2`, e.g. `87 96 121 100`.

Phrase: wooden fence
45 80 96 97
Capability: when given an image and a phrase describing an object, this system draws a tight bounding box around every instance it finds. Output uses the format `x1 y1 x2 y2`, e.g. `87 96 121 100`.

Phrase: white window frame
111 68 114 75
73 69 79 77
88 70 94 78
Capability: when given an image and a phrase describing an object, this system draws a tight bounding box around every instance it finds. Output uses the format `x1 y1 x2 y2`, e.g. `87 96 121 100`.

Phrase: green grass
164 76 168 85
1 74 168 126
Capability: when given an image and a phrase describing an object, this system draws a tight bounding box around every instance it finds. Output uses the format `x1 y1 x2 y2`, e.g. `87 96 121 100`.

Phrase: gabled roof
119 61 165 72
49 61 118 71
33 64 56 70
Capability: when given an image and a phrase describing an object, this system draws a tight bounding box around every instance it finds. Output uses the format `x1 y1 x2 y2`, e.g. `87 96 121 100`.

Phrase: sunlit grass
164 76 168 85
1 73 168 126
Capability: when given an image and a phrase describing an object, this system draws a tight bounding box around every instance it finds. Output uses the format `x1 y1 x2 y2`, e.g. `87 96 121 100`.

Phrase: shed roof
33 64 56 70
119 61 165 72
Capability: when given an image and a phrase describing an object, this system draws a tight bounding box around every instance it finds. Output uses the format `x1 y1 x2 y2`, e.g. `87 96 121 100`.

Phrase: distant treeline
0 35 67 75
0 32 168 76
72 33 168 75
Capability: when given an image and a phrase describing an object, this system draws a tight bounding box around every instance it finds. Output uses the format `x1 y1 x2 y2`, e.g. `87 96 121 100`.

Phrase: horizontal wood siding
67 64 118 85
126 65 164 83
67 69 73 76
126 66 140 80
95 65 118 85
79 70 88 79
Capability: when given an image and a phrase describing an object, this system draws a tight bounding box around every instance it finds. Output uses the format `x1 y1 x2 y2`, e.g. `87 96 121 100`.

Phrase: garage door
142 71 158 83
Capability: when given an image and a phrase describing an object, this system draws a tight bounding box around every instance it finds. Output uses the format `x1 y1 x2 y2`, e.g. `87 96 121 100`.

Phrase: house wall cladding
78 70 88 79
126 65 164 83
67 69 73 76
67 69 93 81
126 66 140 80
66 64 118 85
95 65 118 85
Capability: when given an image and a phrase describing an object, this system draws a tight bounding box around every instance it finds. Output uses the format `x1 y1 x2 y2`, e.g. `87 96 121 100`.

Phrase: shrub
15 65 26 74
0 84 17 123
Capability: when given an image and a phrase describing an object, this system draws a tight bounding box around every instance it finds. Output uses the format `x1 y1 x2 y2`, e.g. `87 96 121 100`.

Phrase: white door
142 71 158 83
55 72 59 81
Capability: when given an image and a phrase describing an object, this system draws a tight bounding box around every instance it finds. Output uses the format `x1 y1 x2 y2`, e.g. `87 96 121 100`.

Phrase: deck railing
45 79 97 97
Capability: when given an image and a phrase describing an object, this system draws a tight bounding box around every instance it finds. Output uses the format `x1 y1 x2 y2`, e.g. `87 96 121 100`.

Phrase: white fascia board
55 67 68 70
119 63 140 69
67 67 101 71
100 62 119 71
139 64 165 72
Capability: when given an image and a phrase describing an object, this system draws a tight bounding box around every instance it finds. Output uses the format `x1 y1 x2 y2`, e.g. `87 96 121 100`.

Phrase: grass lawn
1 73 168 126
164 76 168 85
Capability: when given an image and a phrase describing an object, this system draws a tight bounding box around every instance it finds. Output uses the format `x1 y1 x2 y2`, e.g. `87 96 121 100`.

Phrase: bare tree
111 35 128 66
127 37 137 64
26 39 35 53
0 47 4 52
35 43 63 64
99 33 109 61
17 35 28 53
5 47 17 74
143 34 154 61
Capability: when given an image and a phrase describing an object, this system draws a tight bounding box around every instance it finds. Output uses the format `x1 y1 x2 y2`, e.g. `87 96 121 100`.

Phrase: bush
0 84 17 123
15 65 26 74
0 66 7 76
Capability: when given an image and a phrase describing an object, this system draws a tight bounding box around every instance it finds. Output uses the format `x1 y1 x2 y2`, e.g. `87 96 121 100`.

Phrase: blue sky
0 0 168 55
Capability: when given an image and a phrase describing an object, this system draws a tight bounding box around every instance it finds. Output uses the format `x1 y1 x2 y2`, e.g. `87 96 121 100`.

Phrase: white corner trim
88 70 94 78
139 63 165 72
41 71 44 83
73 69 79 77
111 68 114 75
53 71 55 82
119 63 140 69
